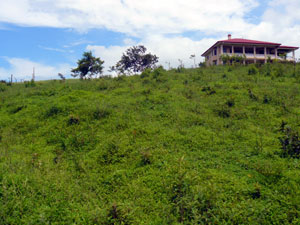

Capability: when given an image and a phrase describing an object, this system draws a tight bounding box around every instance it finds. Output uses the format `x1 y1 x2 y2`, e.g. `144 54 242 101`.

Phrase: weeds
1 64 300 224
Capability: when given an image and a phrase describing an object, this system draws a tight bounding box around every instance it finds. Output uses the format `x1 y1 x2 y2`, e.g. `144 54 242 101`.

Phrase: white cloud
232 0 300 58
87 35 220 73
38 45 67 53
1 0 300 80
0 0 258 35
86 45 128 74
0 58 71 81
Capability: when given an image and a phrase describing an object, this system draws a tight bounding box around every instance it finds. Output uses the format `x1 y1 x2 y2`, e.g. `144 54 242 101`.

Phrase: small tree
58 73 66 81
71 51 104 79
112 45 158 75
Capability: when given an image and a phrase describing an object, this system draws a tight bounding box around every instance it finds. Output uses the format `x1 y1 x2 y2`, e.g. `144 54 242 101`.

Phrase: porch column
254 46 257 63
243 46 246 65
264 47 267 63
220 45 223 65
275 48 278 60
232 46 234 54
217 47 219 65
293 50 295 61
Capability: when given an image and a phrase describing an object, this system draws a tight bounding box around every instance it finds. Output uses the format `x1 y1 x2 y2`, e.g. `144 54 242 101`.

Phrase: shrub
279 122 300 158
92 106 111 120
254 160 283 183
98 141 123 165
275 64 284 77
216 107 231 118
182 89 194 99
68 115 80 125
104 203 132 225
141 151 152 165
140 68 151 78
175 66 185 73
0 84 6 92
248 89 258 101
226 98 235 107
9 105 26 114
24 80 36 88
263 95 271 104
152 66 166 81
201 86 216 95
45 106 62 118
249 183 261 199
248 65 258 75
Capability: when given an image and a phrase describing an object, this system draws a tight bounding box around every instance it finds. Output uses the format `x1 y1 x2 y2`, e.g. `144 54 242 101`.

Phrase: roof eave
201 41 220 56
201 41 283 56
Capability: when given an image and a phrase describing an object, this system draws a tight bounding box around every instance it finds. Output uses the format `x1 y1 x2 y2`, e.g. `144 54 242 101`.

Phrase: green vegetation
110 45 159 75
71 51 105 79
220 54 246 65
1 63 300 224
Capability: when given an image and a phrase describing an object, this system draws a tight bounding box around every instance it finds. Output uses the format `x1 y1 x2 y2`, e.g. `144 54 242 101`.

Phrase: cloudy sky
0 0 299 80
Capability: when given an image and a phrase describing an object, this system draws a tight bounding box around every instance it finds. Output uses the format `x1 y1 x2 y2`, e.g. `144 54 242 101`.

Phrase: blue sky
0 0 299 80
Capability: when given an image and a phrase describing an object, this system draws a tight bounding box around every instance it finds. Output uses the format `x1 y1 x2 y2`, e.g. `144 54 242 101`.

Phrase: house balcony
222 53 295 61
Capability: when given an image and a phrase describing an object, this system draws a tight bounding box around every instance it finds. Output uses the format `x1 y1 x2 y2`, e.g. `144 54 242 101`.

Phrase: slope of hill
1 63 300 224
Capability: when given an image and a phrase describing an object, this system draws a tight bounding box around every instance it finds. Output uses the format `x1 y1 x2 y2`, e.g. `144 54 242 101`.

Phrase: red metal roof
279 45 299 49
201 38 299 56
219 38 281 46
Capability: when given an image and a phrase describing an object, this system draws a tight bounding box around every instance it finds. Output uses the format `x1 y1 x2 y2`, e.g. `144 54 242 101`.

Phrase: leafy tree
71 51 104 79
112 45 158 75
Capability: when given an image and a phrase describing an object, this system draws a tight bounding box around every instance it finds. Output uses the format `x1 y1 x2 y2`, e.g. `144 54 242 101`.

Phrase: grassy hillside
1 63 300 224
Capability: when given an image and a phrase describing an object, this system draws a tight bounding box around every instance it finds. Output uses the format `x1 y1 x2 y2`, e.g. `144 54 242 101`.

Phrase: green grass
1 63 300 224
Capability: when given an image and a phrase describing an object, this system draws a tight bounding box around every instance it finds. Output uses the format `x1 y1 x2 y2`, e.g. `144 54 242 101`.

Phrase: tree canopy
111 45 158 74
71 51 104 79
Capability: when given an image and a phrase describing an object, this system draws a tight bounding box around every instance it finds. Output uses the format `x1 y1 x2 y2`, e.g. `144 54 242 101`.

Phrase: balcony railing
222 53 295 61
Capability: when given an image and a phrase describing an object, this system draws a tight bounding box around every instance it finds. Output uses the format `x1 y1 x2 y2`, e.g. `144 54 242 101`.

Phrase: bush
141 151 152 165
25 80 36 88
152 66 166 81
279 122 300 158
216 107 231 118
104 203 133 225
98 81 109 91
45 106 63 118
248 89 258 101
201 86 216 95
68 115 80 125
9 105 26 114
92 106 111 120
140 68 151 78
226 98 235 107
275 64 284 77
263 95 271 104
0 84 6 92
248 65 258 75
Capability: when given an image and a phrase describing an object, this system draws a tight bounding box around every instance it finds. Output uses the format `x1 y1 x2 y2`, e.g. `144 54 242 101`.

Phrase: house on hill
202 34 299 66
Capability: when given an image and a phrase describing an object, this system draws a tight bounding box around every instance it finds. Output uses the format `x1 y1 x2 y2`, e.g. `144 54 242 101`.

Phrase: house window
214 48 217 55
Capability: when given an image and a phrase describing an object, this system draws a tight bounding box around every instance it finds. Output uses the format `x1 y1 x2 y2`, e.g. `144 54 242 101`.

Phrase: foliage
24 79 36 88
111 45 158 75
279 122 300 158
71 51 104 79
220 54 246 65
1 64 300 224
248 64 259 75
